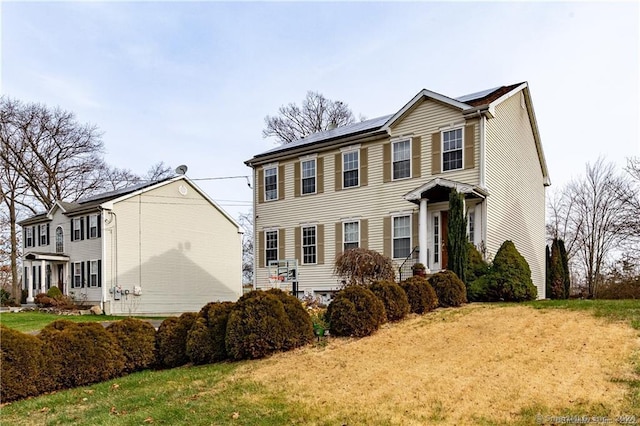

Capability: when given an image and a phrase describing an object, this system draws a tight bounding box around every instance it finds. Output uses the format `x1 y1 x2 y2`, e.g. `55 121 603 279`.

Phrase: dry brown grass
239 304 640 425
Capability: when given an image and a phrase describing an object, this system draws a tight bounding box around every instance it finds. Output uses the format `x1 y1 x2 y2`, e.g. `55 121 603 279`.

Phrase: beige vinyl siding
253 97 485 293
106 180 241 315
485 91 546 297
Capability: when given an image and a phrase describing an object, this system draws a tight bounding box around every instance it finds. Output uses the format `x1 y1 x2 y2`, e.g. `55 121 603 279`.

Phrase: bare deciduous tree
263 91 357 144
238 210 254 285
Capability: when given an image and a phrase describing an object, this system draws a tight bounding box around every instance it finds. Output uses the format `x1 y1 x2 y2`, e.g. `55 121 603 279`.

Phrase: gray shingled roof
248 84 518 163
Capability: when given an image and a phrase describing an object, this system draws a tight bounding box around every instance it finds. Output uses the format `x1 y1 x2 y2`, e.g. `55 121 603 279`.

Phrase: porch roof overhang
24 252 70 261
403 178 489 204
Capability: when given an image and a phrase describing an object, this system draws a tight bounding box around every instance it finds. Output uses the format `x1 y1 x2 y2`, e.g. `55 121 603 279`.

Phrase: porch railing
398 246 420 282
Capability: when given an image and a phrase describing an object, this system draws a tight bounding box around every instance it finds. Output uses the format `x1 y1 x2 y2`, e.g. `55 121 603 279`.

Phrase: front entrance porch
404 177 487 273
24 252 70 303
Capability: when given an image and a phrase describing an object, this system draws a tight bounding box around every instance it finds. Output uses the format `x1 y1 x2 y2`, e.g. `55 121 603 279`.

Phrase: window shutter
278 165 285 200
294 162 301 197
431 132 441 174
294 227 301 263
86 216 90 239
334 222 342 257
70 219 75 241
32 226 35 247
81 262 86 288
360 219 369 249
412 136 422 178
334 153 342 191
97 213 102 237
24 267 28 289
317 156 324 194
80 218 85 240
23 229 27 248
37 225 41 246
258 231 264 268
46 223 50 246
383 217 391 257
257 169 264 204
412 211 419 253
317 224 324 265
278 228 286 260
383 143 391 183
98 259 102 287
464 124 475 169
360 147 368 186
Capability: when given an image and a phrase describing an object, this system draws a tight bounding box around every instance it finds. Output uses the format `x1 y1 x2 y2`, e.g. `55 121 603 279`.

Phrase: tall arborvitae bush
558 239 571 298
547 239 566 299
545 245 552 298
447 189 467 284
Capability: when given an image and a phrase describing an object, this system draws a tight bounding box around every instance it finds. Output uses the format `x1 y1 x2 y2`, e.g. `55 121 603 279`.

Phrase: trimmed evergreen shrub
399 276 438 314
266 289 314 349
225 290 291 360
1 325 46 402
483 240 537 302
155 312 198 369
106 318 157 373
186 301 235 365
47 286 63 299
447 189 468 283
326 286 385 337
369 280 410 322
39 320 125 390
428 270 467 307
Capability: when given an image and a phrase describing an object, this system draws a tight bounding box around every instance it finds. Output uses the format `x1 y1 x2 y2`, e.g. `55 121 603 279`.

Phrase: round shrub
106 318 157 373
39 320 125 390
369 280 410 322
326 286 385 337
266 289 314 349
155 312 198 368
186 301 235 365
226 290 293 360
486 240 537 302
47 286 63 299
399 276 438 314
428 270 467 307
1 325 46 402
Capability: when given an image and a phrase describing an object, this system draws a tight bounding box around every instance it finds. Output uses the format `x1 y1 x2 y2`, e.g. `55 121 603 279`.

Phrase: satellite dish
175 164 188 175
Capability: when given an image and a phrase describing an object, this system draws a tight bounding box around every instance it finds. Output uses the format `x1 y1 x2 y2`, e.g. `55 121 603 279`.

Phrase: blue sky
2 1 638 221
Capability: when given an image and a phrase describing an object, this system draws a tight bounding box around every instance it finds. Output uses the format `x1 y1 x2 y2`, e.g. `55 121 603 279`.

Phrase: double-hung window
301 159 316 195
40 225 47 245
73 218 82 240
73 262 82 288
302 226 317 264
392 140 411 180
25 227 33 247
264 167 278 201
265 230 278 264
343 151 359 188
392 216 411 259
442 128 463 171
56 227 64 253
90 260 99 287
343 221 359 251
89 215 98 239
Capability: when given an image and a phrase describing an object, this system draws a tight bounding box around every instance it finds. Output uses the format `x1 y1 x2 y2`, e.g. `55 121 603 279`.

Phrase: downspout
252 168 258 291
100 208 106 312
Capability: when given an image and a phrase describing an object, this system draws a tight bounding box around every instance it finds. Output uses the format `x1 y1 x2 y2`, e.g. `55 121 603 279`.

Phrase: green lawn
525 299 640 330
0 311 163 333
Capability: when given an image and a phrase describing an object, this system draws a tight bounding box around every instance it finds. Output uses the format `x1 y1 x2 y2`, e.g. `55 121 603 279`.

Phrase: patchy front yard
2 303 639 425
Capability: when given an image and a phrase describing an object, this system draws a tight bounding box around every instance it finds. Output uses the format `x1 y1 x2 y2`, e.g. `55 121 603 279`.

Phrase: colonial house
19 176 242 315
245 82 550 302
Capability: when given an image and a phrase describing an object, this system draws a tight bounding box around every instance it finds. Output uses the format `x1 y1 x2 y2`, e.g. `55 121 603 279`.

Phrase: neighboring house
245 82 550 302
18 176 242 315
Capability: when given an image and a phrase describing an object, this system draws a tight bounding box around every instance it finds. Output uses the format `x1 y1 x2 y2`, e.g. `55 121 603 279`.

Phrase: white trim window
343 150 359 188
55 227 64 253
73 218 82 240
392 215 411 259
265 230 278 264
73 262 82 288
343 221 359 251
392 139 411 180
90 260 99 287
442 128 463 171
301 159 316 195
302 226 317 264
40 225 47 245
89 215 98 239
433 214 440 264
264 167 278 201
468 211 475 245
25 227 33 247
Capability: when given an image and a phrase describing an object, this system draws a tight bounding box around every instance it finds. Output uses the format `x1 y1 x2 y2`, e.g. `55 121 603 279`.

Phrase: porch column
26 261 34 303
40 260 46 293
419 198 429 270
